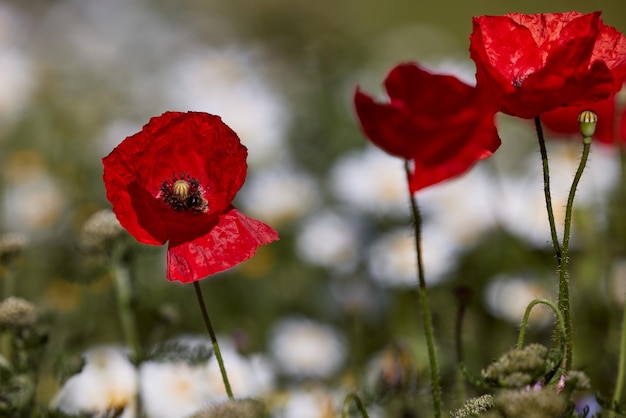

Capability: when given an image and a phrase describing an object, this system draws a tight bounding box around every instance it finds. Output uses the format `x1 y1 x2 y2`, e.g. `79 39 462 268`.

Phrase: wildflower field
1 0 626 417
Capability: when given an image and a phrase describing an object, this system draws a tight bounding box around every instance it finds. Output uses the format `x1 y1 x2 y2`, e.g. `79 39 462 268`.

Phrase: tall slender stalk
112 260 142 362
558 136 590 371
535 116 562 265
611 301 626 418
405 160 441 418
193 281 234 399
609 137 626 418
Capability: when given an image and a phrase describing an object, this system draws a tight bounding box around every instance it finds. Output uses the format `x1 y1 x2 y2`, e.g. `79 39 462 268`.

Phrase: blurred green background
1 0 626 415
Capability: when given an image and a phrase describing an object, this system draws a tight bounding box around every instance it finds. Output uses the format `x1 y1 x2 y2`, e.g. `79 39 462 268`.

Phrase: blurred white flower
419 165 497 247
296 211 360 272
140 360 211 418
141 336 273 418
483 274 553 325
0 4 36 121
367 225 456 288
496 141 618 247
2 152 64 233
205 341 275 401
238 166 319 226
164 46 290 168
272 387 340 418
51 346 137 418
96 118 145 159
269 317 346 379
330 146 408 218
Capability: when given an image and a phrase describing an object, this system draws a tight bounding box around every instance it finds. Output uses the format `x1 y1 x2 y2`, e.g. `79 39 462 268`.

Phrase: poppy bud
578 110 597 142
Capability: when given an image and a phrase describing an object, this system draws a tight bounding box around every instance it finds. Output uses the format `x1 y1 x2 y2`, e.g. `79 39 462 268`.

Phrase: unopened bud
578 110 597 141
80 209 124 250
0 233 28 261
0 296 37 328
190 398 266 418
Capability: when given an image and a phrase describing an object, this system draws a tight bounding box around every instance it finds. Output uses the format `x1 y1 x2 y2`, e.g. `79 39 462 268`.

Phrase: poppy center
159 173 208 213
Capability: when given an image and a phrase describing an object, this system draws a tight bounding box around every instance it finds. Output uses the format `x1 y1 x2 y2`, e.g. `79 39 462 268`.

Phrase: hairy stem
557 137 590 371
405 160 441 418
535 116 562 265
193 281 233 399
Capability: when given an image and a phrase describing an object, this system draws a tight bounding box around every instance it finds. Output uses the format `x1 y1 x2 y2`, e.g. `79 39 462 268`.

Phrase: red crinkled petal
507 11 593 49
471 11 626 119
166 206 279 283
593 24 626 88
470 15 545 84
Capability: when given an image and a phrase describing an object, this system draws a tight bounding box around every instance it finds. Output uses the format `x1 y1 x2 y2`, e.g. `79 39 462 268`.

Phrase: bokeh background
2 0 626 416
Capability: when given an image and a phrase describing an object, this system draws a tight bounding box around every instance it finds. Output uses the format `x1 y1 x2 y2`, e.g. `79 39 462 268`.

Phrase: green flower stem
611 301 626 418
535 116 562 265
193 281 233 399
611 146 626 418
557 136 590 371
111 259 142 363
454 288 470 405
405 160 442 418
0 268 16 364
342 392 370 418
517 298 565 350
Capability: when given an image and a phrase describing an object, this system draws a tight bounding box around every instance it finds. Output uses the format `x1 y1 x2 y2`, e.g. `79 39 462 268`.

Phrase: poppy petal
166 207 279 283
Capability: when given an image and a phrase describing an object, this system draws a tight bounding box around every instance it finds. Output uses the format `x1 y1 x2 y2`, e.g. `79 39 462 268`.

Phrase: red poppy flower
470 11 626 119
102 111 279 283
354 63 501 193
541 93 620 144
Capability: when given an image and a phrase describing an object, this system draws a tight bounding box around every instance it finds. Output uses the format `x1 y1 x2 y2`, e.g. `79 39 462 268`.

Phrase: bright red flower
470 11 626 119
102 111 279 283
354 63 501 193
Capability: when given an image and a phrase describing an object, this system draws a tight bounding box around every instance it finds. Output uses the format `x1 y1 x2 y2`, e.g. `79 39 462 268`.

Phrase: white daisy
367 224 457 288
163 46 290 168
296 211 360 273
51 346 137 418
0 4 36 122
2 152 64 233
269 317 346 380
238 165 319 226
483 274 553 325
330 146 408 218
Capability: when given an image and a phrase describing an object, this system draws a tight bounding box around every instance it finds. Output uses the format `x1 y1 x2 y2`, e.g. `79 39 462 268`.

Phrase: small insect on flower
159 173 209 213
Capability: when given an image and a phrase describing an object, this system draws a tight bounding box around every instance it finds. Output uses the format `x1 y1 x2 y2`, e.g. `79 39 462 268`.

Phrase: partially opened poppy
470 11 626 119
354 62 501 193
102 111 279 283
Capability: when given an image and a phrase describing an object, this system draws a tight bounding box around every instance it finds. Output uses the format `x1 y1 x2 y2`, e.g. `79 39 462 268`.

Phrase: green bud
578 110 597 141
